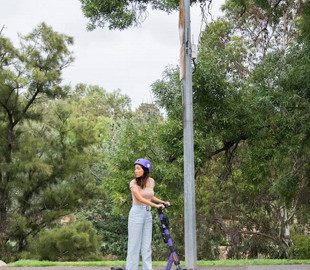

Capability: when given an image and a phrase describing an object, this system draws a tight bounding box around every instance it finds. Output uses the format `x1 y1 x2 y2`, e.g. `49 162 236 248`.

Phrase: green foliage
150 0 310 260
25 220 100 261
290 234 310 259
100 107 178 210
152 67 182 119
2 0 310 262
0 25 110 261
299 1 310 45
79 199 128 259
79 0 217 30
223 0 304 58
92 102 189 260
70 84 132 119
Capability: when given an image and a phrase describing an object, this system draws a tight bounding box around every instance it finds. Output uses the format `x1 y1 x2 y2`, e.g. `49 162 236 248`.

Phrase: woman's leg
141 211 152 270
126 206 144 270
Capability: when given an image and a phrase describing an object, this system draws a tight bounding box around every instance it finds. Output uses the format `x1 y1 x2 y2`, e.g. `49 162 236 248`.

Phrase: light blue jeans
126 204 153 270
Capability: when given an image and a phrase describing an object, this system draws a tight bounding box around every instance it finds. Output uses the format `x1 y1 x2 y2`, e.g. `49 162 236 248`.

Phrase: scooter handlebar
158 203 172 210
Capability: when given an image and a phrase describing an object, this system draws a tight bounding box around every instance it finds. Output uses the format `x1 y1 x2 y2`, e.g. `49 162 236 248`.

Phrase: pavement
1 266 310 270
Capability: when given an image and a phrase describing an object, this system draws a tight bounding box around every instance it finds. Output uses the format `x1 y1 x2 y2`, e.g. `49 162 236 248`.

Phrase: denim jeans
126 204 153 270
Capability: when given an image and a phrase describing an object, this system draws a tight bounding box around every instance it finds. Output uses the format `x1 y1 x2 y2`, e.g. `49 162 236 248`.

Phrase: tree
65 84 134 260
70 83 132 119
223 0 306 60
79 0 214 30
89 103 191 260
0 24 104 260
151 1 310 258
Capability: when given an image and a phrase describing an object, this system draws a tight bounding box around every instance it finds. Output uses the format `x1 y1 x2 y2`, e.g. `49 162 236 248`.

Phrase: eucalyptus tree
223 0 306 61
152 1 310 258
79 0 212 30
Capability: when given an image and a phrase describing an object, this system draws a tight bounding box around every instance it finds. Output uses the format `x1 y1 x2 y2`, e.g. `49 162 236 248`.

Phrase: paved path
2 266 310 270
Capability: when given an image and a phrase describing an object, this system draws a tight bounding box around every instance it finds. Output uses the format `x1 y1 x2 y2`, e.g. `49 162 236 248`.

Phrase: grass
8 259 310 267
9 260 125 267
198 259 310 266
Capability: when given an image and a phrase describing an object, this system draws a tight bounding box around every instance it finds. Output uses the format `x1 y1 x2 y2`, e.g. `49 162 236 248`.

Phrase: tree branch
240 230 280 244
0 25 5 34
12 87 41 127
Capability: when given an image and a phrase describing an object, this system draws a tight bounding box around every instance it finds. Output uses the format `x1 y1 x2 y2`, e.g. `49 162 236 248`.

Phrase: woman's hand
157 204 165 209
164 201 171 206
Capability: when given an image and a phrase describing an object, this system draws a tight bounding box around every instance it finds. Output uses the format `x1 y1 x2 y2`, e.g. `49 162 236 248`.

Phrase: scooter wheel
111 267 126 270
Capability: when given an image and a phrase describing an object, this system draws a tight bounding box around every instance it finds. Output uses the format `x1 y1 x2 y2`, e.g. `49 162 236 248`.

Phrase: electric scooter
158 203 186 270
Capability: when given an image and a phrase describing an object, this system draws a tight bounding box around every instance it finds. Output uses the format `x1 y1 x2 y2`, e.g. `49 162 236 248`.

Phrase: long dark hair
135 165 149 189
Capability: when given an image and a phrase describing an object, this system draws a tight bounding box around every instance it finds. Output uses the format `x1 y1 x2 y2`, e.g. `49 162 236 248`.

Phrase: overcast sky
0 0 225 109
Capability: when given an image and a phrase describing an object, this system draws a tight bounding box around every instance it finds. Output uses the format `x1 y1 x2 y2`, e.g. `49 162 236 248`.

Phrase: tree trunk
214 210 241 259
0 171 9 257
279 206 293 257
0 124 14 256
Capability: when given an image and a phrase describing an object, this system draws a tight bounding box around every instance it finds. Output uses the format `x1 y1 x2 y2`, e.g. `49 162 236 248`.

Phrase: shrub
291 234 310 259
81 199 128 259
27 220 101 261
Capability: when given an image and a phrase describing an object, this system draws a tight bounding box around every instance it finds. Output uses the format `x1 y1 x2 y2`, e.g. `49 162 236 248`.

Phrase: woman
126 158 170 270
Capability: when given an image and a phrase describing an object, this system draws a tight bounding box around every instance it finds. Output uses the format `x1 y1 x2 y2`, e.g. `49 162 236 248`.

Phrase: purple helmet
134 158 152 173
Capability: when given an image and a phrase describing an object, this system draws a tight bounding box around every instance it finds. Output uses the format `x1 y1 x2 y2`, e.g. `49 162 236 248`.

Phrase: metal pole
180 0 197 268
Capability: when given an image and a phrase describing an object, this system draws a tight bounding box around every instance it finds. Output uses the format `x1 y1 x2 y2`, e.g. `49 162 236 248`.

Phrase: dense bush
80 199 129 259
291 234 310 259
25 220 101 261
96 212 128 259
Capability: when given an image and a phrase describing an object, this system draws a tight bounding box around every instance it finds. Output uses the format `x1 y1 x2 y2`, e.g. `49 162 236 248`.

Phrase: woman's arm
152 196 170 206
